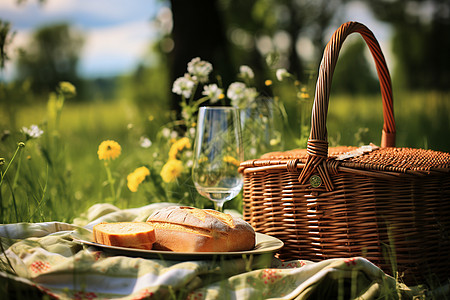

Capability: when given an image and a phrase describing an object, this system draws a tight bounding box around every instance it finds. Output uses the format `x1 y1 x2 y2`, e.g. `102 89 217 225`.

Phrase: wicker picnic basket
238 21 450 285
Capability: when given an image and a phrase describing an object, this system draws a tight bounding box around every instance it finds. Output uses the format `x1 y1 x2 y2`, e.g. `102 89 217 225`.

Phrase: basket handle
298 21 396 190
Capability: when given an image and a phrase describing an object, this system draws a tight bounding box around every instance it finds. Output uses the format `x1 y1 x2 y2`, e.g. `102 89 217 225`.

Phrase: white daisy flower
239 65 254 79
170 130 178 139
186 159 193 168
243 87 258 103
172 74 196 98
161 128 171 138
227 82 258 108
188 127 196 138
22 125 44 139
202 84 223 103
139 136 152 148
227 82 247 103
187 57 213 83
276 68 290 81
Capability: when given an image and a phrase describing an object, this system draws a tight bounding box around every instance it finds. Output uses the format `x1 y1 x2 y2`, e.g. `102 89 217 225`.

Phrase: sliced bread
93 222 155 250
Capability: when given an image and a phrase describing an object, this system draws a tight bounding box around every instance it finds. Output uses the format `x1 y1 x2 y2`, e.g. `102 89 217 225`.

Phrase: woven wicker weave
239 21 450 285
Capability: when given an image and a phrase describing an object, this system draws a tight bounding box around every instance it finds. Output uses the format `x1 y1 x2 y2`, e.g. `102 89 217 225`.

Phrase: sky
341 1 394 70
0 0 162 79
0 0 392 80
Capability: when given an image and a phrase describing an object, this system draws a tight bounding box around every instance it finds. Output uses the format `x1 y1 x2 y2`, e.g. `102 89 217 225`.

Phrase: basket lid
255 144 450 176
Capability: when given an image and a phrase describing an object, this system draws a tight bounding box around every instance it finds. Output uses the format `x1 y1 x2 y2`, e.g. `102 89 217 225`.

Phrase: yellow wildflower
160 159 184 183
265 79 273 86
270 137 281 146
97 140 121 161
169 146 178 160
58 81 76 97
169 137 192 160
127 166 150 192
298 91 310 99
177 137 191 150
296 86 310 99
198 156 208 164
223 155 240 166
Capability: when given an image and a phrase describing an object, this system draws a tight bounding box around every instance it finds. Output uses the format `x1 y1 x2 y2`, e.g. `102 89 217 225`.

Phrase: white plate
71 230 283 261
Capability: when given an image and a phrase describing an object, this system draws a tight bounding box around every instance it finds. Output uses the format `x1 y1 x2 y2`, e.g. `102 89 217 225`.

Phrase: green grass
0 92 213 224
1 90 449 224
1 98 159 223
281 90 450 152
330 91 450 151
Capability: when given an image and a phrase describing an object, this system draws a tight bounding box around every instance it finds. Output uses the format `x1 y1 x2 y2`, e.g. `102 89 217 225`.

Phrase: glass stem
214 201 225 212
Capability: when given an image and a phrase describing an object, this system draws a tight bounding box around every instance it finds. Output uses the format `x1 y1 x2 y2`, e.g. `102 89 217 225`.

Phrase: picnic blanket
0 203 417 299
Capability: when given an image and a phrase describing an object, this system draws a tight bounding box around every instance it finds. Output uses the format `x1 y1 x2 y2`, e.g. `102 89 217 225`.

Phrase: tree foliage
0 20 15 72
331 38 380 95
367 0 450 91
16 23 84 97
218 0 351 81
164 0 358 111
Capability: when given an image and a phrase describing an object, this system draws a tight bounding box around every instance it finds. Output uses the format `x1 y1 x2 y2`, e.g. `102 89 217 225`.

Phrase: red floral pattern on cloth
36 286 60 299
186 291 205 300
133 288 154 299
92 251 103 261
73 291 98 300
344 258 358 266
278 260 308 269
261 268 283 284
30 261 51 273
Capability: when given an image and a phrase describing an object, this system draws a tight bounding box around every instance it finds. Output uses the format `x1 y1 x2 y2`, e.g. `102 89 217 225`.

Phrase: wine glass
240 97 284 160
192 106 244 212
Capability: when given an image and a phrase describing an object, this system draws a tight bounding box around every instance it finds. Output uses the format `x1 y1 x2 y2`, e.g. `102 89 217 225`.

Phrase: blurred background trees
153 0 449 111
3 0 449 103
168 0 233 112
367 0 450 91
211 0 351 83
1 0 449 148
16 23 84 97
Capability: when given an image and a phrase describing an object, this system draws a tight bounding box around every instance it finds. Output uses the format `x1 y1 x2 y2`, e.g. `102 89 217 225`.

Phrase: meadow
0 82 449 300
0 86 449 226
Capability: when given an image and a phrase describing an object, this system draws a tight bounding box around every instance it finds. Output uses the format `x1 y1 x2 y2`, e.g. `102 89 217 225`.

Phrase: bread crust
146 206 255 252
93 222 155 250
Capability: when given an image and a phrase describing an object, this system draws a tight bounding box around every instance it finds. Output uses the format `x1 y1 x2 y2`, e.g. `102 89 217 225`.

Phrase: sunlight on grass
13 100 135 135
1 89 449 224
324 91 450 151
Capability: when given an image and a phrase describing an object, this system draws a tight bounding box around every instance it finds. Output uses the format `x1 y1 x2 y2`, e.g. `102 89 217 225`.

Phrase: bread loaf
93 222 156 250
146 206 255 252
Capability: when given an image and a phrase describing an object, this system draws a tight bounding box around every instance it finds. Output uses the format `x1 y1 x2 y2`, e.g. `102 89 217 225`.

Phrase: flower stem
188 84 199 106
104 161 116 204
0 142 25 187
194 96 210 107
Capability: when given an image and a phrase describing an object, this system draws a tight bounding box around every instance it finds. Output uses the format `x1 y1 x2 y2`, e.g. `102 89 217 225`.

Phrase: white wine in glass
192 107 244 212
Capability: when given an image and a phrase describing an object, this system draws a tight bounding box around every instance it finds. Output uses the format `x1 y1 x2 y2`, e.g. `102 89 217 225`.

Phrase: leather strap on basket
298 21 396 191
